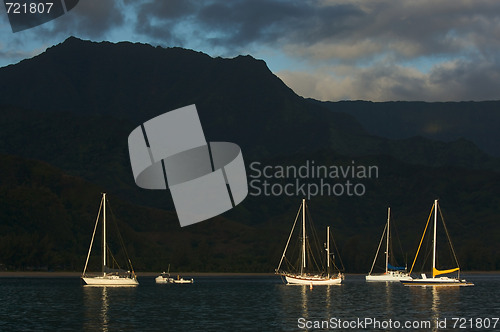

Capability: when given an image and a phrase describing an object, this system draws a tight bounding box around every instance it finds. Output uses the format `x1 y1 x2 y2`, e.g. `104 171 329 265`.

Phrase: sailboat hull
401 277 473 287
284 274 342 285
82 275 139 286
366 271 412 282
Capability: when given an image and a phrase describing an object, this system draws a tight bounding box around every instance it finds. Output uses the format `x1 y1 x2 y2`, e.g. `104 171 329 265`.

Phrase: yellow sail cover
433 267 459 277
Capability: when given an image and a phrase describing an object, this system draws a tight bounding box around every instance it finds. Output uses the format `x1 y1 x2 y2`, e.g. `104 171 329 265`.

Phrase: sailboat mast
103 193 107 274
386 207 390 274
432 199 438 277
326 226 330 277
301 198 306 275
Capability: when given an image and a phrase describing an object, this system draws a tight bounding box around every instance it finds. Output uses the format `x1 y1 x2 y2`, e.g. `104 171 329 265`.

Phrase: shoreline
0 271 498 278
0 271 277 278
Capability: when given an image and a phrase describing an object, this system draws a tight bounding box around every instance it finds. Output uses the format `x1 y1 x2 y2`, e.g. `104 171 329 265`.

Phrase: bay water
0 274 498 331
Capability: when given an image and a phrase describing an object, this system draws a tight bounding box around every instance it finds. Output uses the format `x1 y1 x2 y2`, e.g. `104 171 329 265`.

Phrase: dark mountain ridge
0 37 364 160
314 99 500 157
1 37 497 170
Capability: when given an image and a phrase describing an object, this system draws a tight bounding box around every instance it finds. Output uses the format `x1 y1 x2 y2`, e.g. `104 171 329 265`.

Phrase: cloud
3 1 125 40
45 0 126 38
278 54 500 102
129 0 500 60
131 0 366 52
0 0 127 67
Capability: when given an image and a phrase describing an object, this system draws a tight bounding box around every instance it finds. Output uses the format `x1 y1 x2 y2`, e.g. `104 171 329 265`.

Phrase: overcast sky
1 0 500 102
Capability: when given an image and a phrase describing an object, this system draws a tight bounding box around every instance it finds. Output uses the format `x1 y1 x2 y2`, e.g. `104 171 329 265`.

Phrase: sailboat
366 207 412 282
81 193 139 286
401 199 473 286
276 199 344 285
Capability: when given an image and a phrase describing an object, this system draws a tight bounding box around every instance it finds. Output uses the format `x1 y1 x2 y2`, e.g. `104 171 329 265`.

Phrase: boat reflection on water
408 284 461 326
277 281 343 328
83 285 137 331
83 287 109 332
300 284 308 316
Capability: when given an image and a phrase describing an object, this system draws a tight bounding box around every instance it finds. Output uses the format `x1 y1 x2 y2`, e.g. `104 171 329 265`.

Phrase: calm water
0 274 498 331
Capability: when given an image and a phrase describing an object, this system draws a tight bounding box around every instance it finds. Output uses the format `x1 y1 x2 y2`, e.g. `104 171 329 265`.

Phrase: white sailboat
276 199 344 285
401 199 473 286
81 193 139 286
366 207 412 282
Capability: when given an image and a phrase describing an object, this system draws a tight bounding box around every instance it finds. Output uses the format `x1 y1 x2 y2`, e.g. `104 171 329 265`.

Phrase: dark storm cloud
133 0 365 49
195 1 364 46
49 1 125 38
7 0 126 40
129 0 500 65
428 57 500 101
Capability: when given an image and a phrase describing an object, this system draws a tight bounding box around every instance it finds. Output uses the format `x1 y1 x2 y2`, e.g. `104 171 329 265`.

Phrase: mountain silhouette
314 100 500 157
0 36 365 159
3 37 498 167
